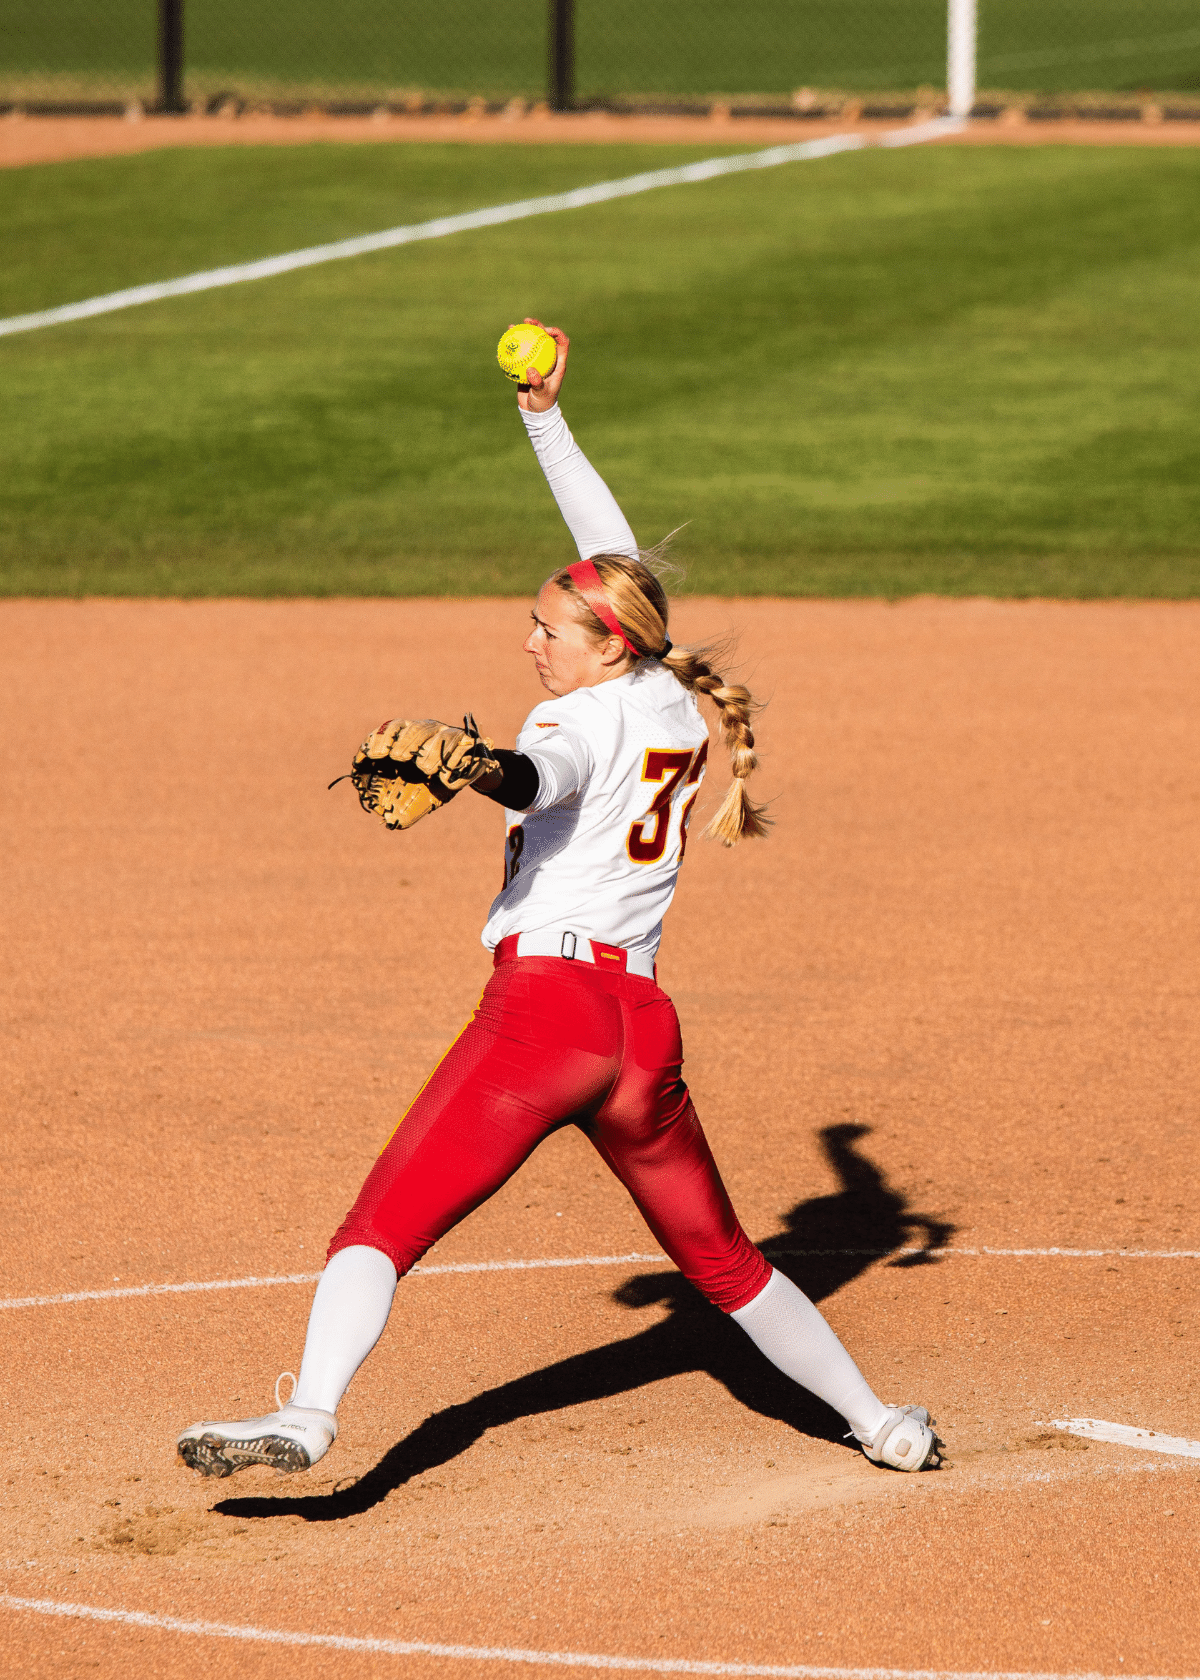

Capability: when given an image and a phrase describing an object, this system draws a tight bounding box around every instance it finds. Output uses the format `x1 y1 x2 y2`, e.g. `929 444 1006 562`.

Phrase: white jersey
481 399 709 961
482 660 709 963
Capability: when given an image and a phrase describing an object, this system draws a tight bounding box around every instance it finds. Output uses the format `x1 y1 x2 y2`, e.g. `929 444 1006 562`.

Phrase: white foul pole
947 0 977 117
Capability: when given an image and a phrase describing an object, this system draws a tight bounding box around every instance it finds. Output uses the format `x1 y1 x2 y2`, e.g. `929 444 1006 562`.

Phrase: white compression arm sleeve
521 403 639 561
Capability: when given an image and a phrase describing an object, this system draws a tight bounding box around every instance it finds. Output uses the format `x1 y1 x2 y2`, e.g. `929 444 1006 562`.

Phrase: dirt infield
4 109 1200 169
1 598 1198 1680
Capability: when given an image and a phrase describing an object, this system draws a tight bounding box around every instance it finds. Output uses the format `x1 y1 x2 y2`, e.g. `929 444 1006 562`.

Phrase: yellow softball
497 323 558 384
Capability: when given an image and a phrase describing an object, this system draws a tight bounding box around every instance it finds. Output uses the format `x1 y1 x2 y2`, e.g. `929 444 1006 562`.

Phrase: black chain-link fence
3 0 1199 116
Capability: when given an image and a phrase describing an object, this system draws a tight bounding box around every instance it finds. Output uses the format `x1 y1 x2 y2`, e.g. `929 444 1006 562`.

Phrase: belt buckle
560 931 577 960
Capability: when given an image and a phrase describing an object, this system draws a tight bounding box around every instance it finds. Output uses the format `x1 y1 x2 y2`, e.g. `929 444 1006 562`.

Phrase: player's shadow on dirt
215 1122 953 1525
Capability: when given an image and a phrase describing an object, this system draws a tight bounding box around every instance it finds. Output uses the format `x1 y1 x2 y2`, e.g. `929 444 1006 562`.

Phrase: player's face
524 583 628 696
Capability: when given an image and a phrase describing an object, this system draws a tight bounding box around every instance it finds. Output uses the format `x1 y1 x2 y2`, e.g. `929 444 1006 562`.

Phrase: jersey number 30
626 742 708 864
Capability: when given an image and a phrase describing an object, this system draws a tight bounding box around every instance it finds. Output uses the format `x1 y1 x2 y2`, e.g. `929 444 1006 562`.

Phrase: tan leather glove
342 714 500 831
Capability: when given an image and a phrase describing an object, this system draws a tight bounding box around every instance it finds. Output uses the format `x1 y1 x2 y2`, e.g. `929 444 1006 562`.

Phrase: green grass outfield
3 140 1199 598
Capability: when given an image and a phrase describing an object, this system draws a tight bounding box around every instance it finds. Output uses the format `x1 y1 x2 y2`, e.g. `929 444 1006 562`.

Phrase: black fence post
157 0 186 112
548 0 575 110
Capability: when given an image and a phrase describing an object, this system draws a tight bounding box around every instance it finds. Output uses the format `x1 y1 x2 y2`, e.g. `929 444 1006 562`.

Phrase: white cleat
177 1374 336 1479
859 1405 942 1471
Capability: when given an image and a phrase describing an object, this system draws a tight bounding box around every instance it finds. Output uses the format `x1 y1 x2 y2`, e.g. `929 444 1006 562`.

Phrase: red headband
567 560 641 658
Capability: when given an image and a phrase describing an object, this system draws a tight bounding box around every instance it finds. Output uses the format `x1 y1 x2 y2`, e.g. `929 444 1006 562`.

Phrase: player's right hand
518 318 568 413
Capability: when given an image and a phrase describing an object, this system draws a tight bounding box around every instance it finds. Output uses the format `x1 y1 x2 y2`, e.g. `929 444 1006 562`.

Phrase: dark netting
3 0 1197 115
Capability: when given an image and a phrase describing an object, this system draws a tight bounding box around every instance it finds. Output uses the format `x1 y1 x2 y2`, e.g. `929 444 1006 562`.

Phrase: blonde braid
552 553 771 847
662 646 772 845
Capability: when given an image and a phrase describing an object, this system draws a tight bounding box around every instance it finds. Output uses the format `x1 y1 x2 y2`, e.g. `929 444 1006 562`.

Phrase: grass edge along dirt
1 140 1198 599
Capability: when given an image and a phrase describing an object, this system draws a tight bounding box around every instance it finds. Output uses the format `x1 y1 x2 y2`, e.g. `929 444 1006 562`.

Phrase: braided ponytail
552 553 771 846
660 645 771 844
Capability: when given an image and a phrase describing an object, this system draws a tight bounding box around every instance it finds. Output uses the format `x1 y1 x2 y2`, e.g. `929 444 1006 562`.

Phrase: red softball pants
328 949 771 1313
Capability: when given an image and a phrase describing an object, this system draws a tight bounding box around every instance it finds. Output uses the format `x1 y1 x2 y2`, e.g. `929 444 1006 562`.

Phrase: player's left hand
339 715 500 831
518 319 569 413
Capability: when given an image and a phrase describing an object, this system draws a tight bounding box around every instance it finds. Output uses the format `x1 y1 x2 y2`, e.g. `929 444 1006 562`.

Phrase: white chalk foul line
1040 1419 1200 1461
0 1270 324 1311
0 1595 1193 1680
0 1253 666 1310
0 118 962 339
3 1244 1198 1313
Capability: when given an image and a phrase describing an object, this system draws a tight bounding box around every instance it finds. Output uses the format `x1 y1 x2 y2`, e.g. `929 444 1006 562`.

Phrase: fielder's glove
336 714 500 831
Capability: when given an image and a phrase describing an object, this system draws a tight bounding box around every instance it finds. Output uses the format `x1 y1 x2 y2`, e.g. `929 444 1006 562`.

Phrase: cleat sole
178 1431 311 1478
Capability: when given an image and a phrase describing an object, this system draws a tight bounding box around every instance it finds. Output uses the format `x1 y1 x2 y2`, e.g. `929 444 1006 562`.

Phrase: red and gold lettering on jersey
626 746 703 865
677 739 708 861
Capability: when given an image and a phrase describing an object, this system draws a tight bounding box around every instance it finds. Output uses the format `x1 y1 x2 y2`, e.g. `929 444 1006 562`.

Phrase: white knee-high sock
292 1245 398 1415
731 1268 891 1442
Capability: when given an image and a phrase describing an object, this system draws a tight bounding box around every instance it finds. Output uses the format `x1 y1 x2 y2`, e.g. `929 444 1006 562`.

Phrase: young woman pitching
178 322 939 1479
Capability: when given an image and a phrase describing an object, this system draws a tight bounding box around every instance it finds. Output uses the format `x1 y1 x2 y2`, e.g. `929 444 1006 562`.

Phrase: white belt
511 928 657 980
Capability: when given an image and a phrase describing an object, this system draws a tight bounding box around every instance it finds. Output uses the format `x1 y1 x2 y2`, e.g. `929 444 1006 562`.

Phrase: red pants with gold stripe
328 950 770 1313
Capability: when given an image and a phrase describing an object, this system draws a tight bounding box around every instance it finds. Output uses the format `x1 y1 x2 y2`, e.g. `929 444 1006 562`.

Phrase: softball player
178 322 939 1479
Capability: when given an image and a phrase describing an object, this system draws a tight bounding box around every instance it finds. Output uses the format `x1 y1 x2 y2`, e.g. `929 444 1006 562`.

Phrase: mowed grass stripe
1 127 952 335
2 144 1198 597
0 142 756 319
1 132 895 337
